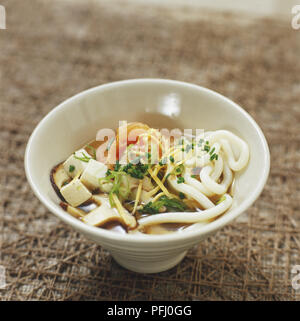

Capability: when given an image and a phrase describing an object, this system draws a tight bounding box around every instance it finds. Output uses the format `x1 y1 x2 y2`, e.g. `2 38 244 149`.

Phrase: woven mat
1 0 300 301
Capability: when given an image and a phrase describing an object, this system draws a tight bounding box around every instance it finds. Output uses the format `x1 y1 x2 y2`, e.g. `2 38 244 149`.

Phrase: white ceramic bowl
25 79 270 273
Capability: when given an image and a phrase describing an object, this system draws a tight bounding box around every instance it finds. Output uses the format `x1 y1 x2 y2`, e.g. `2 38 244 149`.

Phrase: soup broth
50 122 249 235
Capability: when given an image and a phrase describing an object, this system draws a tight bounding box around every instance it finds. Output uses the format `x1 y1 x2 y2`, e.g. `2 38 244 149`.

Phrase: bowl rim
24 78 270 244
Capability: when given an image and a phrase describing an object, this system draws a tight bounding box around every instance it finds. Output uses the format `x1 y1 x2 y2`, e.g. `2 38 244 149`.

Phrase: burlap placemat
0 0 299 300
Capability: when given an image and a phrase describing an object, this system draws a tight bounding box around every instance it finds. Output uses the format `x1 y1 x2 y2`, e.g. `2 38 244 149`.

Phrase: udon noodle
50 122 249 235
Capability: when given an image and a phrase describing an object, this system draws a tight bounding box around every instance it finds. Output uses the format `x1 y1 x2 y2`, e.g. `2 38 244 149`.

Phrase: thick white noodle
200 161 233 195
206 130 249 171
135 130 248 230
182 221 209 232
138 194 233 226
128 229 149 236
183 150 223 197
168 177 215 209
184 172 214 197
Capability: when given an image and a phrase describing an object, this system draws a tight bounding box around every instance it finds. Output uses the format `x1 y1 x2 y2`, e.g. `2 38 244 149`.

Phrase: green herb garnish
179 192 185 199
203 145 210 152
122 161 149 179
99 170 129 207
140 195 187 214
74 152 91 162
165 173 171 180
201 141 219 162
86 145 96 160
169 155 175 163
114 160 121 171
216 195 226 204
210 153 217 161
177 176 185 184
173 164 184 176
69 165 75 173
159 157 167 166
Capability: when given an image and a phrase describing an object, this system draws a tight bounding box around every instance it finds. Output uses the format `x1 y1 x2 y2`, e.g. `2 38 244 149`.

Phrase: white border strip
0 5 6 29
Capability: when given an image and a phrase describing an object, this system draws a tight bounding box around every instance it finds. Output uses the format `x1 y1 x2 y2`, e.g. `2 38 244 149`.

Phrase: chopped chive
74 152 91 162
140 195 187 214
86 145 96 159
216 195 226 204
173 164 184 176
177 176 185 184
166 173 171 180
210 153 217 161
209 147 215 155
179 192 185 199
69 165 75 173
114 160 121 171
191 174 197 179
169 155 175 163
203 145 210 152
159 157 167 166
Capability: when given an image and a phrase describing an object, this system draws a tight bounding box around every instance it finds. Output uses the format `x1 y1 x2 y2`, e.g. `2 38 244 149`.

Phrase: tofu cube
98 181 113 193
63 149 90 178
80 159 108 190
60 177 92 207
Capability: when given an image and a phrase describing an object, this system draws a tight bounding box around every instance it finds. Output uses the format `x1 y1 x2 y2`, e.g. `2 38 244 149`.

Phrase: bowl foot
111 251 187 274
